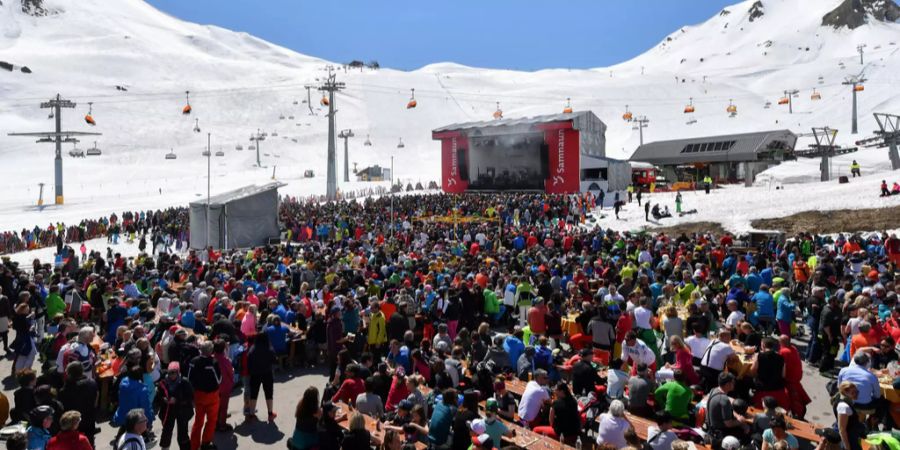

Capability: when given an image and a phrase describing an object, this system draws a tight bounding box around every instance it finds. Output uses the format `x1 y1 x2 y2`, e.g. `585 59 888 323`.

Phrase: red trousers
191 390 220 450
217 388 230 427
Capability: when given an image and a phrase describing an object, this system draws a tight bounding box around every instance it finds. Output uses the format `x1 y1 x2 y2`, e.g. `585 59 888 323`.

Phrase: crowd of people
0 209 189 255
0 192 897 450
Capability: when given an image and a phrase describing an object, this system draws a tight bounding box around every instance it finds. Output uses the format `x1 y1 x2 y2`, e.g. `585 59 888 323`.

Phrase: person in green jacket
46 286 66 320
515 278 533 327
483 287 504 324
653 369 692 424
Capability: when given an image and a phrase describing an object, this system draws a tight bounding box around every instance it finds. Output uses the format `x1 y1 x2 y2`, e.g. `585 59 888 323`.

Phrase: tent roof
433 111 597 134
189 182 286 207
629 130 797 165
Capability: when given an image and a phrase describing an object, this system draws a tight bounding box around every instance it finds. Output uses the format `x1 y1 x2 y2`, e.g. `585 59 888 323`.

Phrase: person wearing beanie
158 361 194 450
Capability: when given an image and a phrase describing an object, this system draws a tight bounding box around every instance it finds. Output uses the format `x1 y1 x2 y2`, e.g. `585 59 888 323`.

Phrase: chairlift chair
165 149 177 160
493 102 503 120
215 150 224 157
407 89 417 109
183 91 192 115
683 97 695 114
68 142 84 158
778 97 790 105
320 95 329 107
622 105 633 121
84 102 96 126
193 118 201 133
279 114 285 120
293 100 299 105
855 84 865 92
726 99 737 115
563 97 573 114
86 142 102 156
686 118 698 125
271 132 278 137
249 145 256 150
202 150 211 157
397 138 405 149
235 145 243 151
364 135 372 146
764 101 772 109
811 89 822 101
289 115 295 120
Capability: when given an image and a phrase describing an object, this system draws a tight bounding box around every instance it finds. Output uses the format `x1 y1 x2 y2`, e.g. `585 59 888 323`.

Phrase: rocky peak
21 0 51 17
822 0 900 29
748 1 765 22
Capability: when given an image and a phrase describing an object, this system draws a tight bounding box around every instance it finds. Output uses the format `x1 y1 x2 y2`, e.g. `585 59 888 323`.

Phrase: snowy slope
0 0 899 232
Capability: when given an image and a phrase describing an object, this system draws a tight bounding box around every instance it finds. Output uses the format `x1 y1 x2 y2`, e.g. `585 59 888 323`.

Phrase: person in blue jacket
750 285 776 334
26 406 53 450
775 288 796 336
503 328 525 369
113 365 155 430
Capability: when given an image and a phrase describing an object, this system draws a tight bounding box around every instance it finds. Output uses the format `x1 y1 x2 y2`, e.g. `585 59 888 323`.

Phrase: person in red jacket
46 411 92 450
331 364 366 406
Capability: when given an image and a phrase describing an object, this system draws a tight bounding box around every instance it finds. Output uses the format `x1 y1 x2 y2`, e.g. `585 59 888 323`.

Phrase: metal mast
842 75 867 134
339 129 354 182
317 67 345 201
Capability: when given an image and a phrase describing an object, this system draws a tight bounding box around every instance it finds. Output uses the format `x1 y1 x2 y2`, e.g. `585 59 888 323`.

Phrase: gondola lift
183 91 192 115
165 149 177 160
407 88 417 109
493 102 503 120
622 105 633 122
683 97 695 114
84 102 96 126
563 97 573 114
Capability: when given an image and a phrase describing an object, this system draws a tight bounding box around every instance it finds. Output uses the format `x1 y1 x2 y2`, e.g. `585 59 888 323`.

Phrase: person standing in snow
850 160 861 177
645 201 651 222
675 192 683 214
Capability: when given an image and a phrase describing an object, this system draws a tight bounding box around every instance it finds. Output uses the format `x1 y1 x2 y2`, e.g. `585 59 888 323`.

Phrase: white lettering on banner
450 137 458 177
553 129 566 186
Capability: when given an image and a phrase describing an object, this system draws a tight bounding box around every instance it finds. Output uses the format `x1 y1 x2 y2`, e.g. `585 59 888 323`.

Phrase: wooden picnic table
746 406 821 444
626 412 712 450
333 401 427 449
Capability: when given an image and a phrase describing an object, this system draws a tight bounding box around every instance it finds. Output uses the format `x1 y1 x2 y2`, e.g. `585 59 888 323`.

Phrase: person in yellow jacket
367 300 388 358
850 160 861 177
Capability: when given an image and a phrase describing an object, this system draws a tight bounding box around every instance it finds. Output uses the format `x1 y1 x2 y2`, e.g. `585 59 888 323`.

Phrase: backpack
117 436 143 450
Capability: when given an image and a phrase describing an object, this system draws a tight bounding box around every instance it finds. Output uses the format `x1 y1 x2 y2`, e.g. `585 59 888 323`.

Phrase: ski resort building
629 130 798 186
432 111 630 200
189 182 285 250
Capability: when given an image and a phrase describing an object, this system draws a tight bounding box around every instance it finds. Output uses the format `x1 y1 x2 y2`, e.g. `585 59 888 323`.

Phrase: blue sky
147 0 738 71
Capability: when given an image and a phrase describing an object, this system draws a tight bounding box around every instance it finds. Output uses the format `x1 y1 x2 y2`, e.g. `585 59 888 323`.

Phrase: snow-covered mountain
0 0 899 230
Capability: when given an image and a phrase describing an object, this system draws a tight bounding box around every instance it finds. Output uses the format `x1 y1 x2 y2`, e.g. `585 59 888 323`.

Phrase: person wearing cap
706 372 749 443
157 361 194 450
26 405 53 450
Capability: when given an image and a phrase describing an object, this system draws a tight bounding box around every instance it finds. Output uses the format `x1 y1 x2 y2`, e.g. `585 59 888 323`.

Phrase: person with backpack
58 362 98 449
116 409 149 450
187 341 221 450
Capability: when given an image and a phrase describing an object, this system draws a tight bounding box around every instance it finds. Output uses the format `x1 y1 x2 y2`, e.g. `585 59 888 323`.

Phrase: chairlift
407 88 417 109
563 97 573 114
811 89 822 101
235 145 243 151
683 97 695 114
193 118 201 133
320 95 329 107
271 132 278 137
855 84 865 92
726 99 737 115
202 150 211 157
364 134 372 146
183 91 192 115
84 102 96 126
165 149 177 160
778 97 790 105
215 150 225 157
493 102 503 120
304 170 315 178
686 118 698 125
249 145 256 150
397 138 405 149
764 101 772 109
68 142 84 158
289 115 295 120
291 139 298 143
293 100 299 105
279 114 285 120
622 105 633 121
86 141 102 156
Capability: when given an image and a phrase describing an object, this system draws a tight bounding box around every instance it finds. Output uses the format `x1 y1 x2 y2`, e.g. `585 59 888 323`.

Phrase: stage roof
433 111 599 134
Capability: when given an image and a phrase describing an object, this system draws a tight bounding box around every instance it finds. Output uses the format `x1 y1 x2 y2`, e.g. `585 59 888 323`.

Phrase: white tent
189 182 285 250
